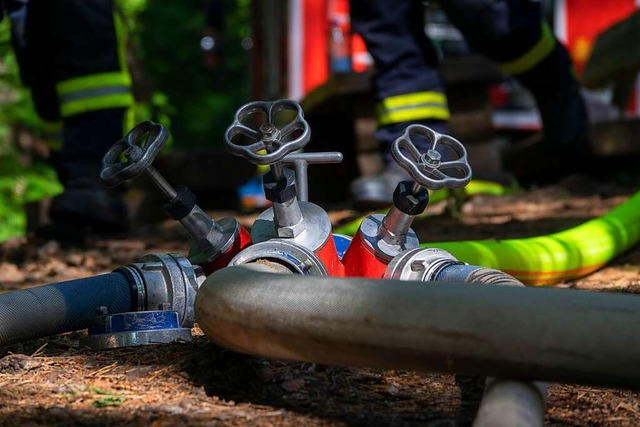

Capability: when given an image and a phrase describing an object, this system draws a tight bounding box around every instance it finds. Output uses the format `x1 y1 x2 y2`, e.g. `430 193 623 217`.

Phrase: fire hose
196 264 640 389
0 253 202 347
428 189 640 284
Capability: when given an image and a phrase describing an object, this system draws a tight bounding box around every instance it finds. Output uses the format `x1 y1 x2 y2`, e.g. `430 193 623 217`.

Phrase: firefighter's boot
42 109 131 240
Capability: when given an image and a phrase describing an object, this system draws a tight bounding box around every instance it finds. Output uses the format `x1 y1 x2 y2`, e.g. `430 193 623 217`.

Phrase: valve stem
378 181 430 246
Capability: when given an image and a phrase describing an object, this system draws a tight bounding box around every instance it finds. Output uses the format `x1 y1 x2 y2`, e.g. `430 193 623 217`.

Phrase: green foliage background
0 16 63 242
0 0 251 242
136 0 252 147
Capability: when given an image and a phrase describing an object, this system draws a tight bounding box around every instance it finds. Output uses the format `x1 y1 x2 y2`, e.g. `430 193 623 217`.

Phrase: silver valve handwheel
391 124 472 190
224 99 310 165
100 121 168 188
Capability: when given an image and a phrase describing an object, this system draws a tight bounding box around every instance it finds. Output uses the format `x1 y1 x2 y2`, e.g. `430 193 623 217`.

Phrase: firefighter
7 0 134 238
349 0 589 207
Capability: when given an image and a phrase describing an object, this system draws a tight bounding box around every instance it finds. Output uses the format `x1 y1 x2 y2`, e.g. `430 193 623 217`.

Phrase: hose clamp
383 247 464 281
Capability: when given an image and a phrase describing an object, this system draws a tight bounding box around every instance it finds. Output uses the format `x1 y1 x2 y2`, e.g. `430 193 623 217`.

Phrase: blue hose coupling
80 310 193 350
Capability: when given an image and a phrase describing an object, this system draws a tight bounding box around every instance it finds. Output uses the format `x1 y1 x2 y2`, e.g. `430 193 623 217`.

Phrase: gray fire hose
200 253 548 427
195 264 640 389
0 253 201 347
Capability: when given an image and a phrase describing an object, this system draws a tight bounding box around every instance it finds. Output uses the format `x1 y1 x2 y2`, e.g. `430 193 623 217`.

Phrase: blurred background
0 0 638 241
0 0 253 241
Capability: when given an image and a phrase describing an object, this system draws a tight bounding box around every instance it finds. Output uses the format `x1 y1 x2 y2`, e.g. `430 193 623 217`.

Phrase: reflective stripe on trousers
56 71 133 117
377 91 450 126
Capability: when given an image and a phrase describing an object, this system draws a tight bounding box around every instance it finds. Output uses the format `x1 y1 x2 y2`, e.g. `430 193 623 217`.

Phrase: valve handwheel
100 121 169 188
391 124 472 191
224 99 310 166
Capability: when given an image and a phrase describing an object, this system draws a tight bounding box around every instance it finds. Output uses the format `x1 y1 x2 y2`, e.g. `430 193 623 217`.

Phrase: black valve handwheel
100 121 169 188
224 99 310 166
391 124 472 190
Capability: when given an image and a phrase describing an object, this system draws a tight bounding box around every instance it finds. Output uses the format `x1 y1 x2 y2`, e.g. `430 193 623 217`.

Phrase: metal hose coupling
383 247 522 286
383 247 464 281
116 253 205 327
229 239 329 276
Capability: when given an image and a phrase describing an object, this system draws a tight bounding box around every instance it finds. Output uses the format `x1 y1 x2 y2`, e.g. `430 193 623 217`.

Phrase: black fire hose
0 272 134 346
0 253 201 347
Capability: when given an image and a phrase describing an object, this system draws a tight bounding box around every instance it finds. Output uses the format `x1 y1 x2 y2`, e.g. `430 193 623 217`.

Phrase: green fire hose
428 189 640 285
336 182 640 286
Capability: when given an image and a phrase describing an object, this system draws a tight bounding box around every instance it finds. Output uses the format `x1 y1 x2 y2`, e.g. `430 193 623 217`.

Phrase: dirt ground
2 173 640 426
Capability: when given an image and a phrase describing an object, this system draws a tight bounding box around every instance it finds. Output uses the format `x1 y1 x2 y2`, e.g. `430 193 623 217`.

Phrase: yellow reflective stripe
56 72 131 97
378 106 450 126
57 72 133 117
379 91 447 111
377 91 449 125
60 93 135 117
499 22 556 75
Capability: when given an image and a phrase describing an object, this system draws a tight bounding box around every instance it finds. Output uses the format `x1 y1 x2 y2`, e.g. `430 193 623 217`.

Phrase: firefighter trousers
350 0 588 164
16 0 134 187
